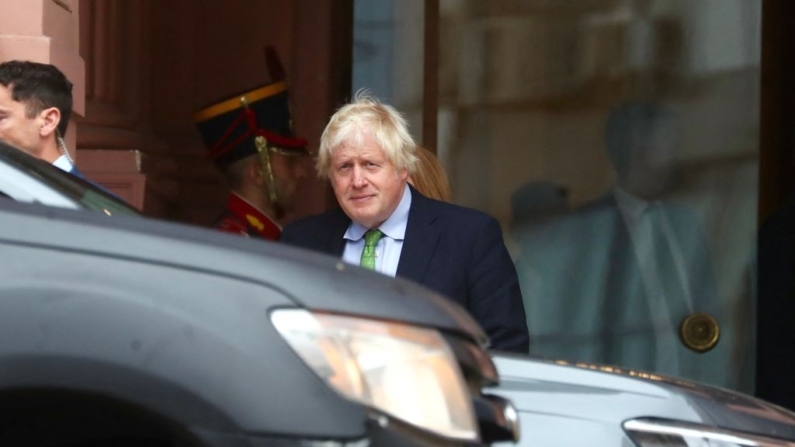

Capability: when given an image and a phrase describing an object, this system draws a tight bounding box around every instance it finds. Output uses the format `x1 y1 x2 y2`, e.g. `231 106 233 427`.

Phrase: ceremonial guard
194 80 308 240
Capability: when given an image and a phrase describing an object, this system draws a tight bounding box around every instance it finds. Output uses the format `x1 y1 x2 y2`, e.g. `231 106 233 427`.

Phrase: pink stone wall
3 0 344 222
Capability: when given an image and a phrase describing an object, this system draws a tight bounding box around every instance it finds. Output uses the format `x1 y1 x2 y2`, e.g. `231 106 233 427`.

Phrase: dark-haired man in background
0 60 83 176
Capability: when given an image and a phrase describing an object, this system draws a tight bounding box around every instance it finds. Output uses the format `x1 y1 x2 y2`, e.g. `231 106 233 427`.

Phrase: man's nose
352 166 368 187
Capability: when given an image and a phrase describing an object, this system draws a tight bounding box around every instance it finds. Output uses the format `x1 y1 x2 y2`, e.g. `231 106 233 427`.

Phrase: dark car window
63 178 139 217
0 142 140 216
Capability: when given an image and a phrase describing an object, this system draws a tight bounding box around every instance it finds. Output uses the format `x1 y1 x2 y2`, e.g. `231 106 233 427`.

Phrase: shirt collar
52 154 74 172
613 185 650 221
344 183 412 241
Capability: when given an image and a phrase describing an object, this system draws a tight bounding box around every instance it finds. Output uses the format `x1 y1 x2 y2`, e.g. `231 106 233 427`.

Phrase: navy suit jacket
69 165 88 180
281 187 530 353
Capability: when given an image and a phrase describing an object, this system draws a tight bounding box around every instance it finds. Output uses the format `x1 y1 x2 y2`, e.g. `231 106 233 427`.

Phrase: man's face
0 84 42 157
329 132 407 229
619 118 682 199
269 151 307 211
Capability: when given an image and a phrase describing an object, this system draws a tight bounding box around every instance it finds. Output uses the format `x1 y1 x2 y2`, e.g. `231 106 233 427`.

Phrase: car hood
492 353 795 441
0 201 487 346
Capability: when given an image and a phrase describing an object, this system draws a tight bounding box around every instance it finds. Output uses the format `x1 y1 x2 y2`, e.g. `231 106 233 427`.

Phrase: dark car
0 168 517 445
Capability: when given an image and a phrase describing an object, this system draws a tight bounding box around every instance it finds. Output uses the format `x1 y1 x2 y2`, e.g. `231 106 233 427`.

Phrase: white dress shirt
52 154 74 173
342 184 412 277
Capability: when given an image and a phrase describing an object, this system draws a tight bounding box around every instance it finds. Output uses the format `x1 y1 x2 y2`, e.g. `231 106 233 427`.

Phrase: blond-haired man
281 93 529 353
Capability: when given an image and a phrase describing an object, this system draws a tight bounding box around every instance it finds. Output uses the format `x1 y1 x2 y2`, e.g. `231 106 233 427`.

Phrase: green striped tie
360 229 383 270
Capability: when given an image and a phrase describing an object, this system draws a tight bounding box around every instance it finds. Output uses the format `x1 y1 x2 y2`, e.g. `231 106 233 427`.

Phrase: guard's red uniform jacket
216 192 281 240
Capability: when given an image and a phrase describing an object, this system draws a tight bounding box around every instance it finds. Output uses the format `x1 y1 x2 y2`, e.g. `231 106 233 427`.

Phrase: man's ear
39 107 61 138
397 167 409 181
248 159 265 186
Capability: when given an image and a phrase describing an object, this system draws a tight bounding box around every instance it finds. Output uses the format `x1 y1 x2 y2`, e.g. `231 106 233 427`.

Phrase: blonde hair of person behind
315 90 419 179
409 146 451 202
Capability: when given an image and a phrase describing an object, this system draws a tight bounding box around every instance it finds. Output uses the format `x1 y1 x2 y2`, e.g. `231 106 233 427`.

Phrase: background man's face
618 117 682 200
269 152 307 211
329 132 407 229
0 84 42 157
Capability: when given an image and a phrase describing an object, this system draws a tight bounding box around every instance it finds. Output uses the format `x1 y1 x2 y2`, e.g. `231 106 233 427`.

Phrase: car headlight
271 309 478 441
624 418 795 446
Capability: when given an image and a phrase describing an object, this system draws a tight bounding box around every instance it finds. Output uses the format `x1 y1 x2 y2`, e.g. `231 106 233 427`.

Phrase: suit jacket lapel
396 188 442 284
323 208 351 257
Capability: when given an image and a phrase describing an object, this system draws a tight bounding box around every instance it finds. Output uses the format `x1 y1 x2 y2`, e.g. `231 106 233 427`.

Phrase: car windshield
0 142 140 216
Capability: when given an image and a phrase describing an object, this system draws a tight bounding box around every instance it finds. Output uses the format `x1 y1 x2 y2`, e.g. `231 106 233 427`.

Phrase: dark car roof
0 199 486 344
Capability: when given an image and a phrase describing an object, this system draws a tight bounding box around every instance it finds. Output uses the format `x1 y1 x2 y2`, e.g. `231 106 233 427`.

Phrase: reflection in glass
353 0 761 391
514 102 724 381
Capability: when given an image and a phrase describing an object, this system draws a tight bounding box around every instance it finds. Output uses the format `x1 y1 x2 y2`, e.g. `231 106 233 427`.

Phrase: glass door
353 0 761 392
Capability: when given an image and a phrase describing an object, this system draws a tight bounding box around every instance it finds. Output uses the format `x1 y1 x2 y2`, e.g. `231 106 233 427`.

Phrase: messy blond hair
316 90 419 179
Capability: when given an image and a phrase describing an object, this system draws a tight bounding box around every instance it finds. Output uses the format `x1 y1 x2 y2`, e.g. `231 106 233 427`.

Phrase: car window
81 189 138 216
54 174 140 217
0 158 81 208
0 142 139 216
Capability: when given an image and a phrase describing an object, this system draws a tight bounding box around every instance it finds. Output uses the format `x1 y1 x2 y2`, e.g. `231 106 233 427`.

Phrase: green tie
360 229 383 270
